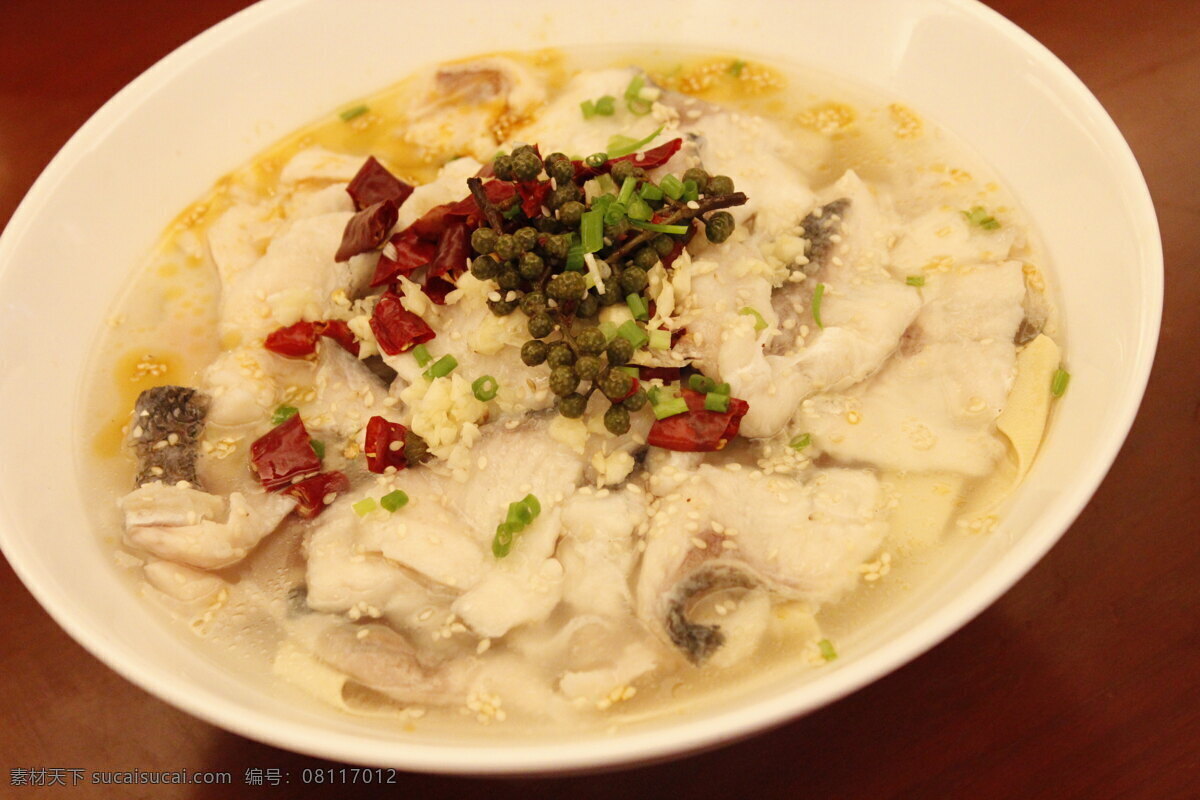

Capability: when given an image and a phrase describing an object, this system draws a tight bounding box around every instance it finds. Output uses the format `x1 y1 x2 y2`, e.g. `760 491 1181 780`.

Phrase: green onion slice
906 275 926 287
411 344 432 367
626 293 650 322
506 500 535 528
585 152 608 169
616 365 640 377
818 638 837 661
353 497 378 516
426 354 458 379
380 490 409 512
565 234 585 271
738 306 768 332
598 321 619 342
789 433 811 450
580 209 604 254
812 283 826 329
617 176 638 205
648 329 671 350
652 396 690 419
521 493 541 517
626 196 654 222
617 319 649 349
1051 367 1071 397
472 375 499 402
704 392 730 412
659 174 684 200
310 439 325 460
272 405 299 425
962 206 1001 230
631 219 689 235
339 104 369 122
682 179 699 203
688 373 717 394
580 99 597 119
728 59 746 77
624 74 653 115
492 523 516 558
607 125 664 159
714 382 731 396
639 182 664 202
594 95 616 115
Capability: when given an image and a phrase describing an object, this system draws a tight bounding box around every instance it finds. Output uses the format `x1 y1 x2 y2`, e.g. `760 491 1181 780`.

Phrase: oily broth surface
80 48 1051 732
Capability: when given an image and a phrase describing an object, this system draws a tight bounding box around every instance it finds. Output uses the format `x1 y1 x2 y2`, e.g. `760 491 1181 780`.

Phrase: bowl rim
0 0 1163 774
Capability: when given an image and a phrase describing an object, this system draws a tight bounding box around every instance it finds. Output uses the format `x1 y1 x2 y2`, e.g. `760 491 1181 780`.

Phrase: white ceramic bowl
0 0 1160 774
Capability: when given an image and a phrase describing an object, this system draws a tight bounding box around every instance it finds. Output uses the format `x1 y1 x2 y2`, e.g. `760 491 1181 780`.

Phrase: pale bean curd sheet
90 52 1063 730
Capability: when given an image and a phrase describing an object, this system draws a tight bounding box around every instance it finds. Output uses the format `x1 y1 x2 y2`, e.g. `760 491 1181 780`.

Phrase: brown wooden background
2 1 1197 797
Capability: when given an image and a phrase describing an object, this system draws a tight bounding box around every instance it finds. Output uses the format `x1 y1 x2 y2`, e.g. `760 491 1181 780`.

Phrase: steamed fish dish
94 54 1065 727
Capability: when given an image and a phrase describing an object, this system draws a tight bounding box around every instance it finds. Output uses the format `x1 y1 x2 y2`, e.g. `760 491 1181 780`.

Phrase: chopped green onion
659 174 684 200
580 209 604 253
599 321 619 341
603 202 627 226
688 374 717 394
906 275 926 287
652 396 690 419
812 283 826 329
310 439 325 460
624 74 653 115
714 382 731 396
631 219 689 235
472 375 499 402
682 179 699 203
617 176 638 205
626 293 650 322
580 99 597 119
492 523 516 558
380 490 409 512
647 385 666 405
565 235 585 271
502 203 522 220
639 182 664 202
522 493 541 517
818 638 837 661
1051 367 1071 397
595 95 616 116
585 152 608 169
607 125 664 158
704 392 730 412
739 306 767 332
339 104 369 122
962 206 1001 230
728 59 746 77
426 354 458 379
617 319 649 349
272 405 299 425
789 433 811 450
626 196 654 222
616 365 640 377
657 173 686 199
412 344 432 367
648 329 671 350
596 174 618 195
506 500 535 528
353 497 377 516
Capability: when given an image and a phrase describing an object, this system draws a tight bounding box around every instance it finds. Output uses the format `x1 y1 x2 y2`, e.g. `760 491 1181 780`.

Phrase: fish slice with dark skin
130 385 208 487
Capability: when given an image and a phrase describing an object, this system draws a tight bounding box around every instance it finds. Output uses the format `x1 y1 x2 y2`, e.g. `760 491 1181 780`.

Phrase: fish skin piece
130 385 208 488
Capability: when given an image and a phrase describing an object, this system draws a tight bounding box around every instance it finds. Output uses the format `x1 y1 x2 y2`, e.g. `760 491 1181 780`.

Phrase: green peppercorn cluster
468 144 742 434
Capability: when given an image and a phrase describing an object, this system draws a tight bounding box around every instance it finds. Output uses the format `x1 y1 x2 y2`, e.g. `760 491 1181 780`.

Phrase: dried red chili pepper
346 156 413 211
249 414 322 490
571 138 684 181
363 415 408 474
264 321 318 357
371 229 438 287
313 320 360 357
282 471 351 519
335 199 398 262
369 292 435 355
646 389 750 452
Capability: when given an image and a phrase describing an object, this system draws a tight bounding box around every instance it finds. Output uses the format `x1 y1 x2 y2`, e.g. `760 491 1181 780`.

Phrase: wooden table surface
2 1 1197 797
